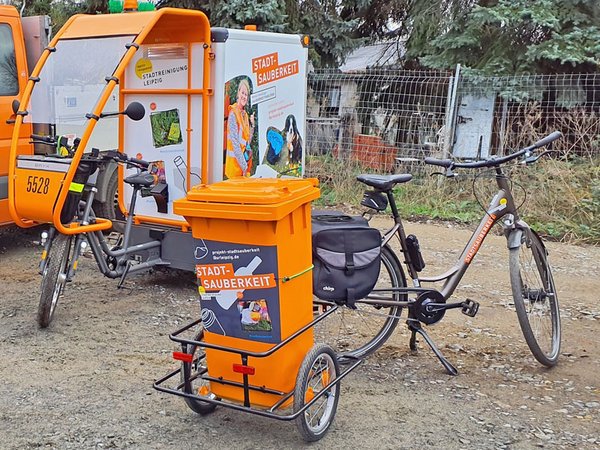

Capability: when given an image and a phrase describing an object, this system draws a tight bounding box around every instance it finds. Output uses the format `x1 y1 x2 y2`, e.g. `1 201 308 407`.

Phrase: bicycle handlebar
30 134 150 170
424 131 563 170
103 150 150 169
30 134 56 144
532 131 562 149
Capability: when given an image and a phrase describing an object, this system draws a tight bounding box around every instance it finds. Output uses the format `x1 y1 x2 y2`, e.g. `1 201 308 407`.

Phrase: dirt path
0 221 598 449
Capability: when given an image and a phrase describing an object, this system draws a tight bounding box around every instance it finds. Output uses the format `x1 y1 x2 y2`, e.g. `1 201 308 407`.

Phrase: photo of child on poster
223 76 259 179
263 114 303 177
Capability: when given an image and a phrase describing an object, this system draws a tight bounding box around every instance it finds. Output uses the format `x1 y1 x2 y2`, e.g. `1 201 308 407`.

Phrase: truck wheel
92 171 124 232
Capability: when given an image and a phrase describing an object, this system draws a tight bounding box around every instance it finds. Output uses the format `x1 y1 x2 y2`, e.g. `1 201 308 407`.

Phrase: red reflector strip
233 363 255 375
172 351 193 363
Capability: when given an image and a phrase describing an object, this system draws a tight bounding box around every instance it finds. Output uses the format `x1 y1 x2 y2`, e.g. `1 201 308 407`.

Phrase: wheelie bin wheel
293 343 340 442
181 330 218 415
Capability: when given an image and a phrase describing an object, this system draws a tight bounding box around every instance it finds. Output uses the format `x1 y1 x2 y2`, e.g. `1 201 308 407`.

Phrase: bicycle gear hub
414 290 446 325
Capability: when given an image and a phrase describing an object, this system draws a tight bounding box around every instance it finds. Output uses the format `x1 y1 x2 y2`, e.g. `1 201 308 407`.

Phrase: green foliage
407 0 600 74
155 0 409 68
15 0 409 68
209 0 287 32
393 177 482 223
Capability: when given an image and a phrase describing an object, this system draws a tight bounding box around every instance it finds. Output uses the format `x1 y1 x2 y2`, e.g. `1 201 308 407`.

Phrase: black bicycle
32 133 167 328
315 131 562 374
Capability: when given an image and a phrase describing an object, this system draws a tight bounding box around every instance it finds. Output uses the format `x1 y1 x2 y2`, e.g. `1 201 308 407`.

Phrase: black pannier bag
311 212 381 307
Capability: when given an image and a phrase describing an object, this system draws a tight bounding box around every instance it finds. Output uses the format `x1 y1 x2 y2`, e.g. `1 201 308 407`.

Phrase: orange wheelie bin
173 177 319 407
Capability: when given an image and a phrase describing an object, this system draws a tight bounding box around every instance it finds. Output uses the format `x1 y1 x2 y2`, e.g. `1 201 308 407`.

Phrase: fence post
443 64 461 159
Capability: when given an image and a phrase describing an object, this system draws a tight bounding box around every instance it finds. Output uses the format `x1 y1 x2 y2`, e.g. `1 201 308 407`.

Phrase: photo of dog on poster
263 114 303 177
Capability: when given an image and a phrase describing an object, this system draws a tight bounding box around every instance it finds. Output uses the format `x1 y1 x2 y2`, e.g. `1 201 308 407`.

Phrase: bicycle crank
413 291 447 325
413 291 477 324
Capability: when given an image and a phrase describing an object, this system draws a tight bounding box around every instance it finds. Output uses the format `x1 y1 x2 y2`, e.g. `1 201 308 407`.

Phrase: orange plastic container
173 177 320 407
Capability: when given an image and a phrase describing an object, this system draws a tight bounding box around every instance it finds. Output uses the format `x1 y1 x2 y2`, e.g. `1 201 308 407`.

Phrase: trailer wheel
181 330 217 415
294 344 340 442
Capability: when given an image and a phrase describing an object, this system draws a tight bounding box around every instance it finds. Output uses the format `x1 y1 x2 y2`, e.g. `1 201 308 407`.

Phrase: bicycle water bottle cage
361 190 388 211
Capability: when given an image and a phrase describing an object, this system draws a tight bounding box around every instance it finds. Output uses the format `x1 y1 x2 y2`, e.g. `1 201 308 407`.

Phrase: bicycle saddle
356 174 412 191
124 172 156 187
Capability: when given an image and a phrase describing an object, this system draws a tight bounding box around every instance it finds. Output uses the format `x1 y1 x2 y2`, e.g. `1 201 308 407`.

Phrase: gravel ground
0 220 598 449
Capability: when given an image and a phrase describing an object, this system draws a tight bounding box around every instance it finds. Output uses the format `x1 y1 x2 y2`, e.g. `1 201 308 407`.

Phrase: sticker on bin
195 239 281 343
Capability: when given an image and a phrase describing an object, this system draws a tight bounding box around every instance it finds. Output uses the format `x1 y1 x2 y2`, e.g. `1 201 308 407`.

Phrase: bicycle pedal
461 299 479 317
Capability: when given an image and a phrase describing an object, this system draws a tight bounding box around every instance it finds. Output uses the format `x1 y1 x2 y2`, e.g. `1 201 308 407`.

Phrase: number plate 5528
26 175 50 194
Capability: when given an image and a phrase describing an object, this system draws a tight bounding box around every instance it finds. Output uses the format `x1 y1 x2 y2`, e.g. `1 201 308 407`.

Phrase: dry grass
306 155 600 244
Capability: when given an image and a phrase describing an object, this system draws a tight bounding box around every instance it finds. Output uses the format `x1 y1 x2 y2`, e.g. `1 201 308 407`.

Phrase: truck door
0 9 32 224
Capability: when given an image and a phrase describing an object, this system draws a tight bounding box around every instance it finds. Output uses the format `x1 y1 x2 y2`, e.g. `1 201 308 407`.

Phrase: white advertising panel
212 29 308 182
122 43 203 221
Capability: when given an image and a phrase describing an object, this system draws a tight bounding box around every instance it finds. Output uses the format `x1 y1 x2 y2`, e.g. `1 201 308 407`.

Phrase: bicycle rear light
361 191 388 211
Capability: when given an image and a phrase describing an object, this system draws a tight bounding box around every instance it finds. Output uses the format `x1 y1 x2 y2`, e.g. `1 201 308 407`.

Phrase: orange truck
0 4 118 227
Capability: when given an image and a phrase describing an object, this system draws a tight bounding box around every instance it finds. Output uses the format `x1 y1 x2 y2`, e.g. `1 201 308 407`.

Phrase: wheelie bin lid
174 177 320 222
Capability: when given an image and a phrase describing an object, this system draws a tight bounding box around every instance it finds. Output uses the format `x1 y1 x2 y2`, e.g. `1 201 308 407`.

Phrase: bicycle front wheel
314 244 406 360
509 229 561 367
38 233 72 328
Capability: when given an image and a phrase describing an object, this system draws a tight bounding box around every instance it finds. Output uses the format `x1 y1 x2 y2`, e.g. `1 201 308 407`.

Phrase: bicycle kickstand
406 319 458 376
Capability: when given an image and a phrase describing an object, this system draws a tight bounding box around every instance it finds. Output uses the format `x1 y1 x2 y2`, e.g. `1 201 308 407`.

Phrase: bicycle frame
39 165 163 283
381 166 528 301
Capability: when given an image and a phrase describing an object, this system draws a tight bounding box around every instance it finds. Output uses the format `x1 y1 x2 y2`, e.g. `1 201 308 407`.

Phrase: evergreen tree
406 0 600 74
155 0 409 67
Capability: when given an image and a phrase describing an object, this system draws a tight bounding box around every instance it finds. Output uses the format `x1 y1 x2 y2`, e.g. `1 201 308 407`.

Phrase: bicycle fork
38 227 56 275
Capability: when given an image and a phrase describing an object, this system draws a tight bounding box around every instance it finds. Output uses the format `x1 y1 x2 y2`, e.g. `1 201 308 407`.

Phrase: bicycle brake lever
445 168 458 178
522 156 538 165
430 169 457 178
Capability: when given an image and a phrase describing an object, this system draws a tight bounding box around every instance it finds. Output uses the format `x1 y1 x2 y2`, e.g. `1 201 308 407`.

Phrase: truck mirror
124 102 145 121
12 99 20 114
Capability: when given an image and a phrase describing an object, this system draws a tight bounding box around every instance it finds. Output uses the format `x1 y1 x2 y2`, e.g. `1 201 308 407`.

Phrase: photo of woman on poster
224 77 256 179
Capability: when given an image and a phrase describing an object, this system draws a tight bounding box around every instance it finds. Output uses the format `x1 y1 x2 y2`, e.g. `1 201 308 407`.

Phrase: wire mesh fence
306 69 452 174
306 69 600 173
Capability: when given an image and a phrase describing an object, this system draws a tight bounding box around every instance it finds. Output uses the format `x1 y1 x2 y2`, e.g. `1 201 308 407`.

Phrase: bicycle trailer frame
153 302 362 419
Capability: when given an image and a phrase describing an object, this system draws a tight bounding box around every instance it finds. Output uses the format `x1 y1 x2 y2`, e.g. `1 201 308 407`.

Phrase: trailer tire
181 330 218 415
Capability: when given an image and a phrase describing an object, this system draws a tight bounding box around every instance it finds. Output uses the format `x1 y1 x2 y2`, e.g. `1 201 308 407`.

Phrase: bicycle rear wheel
509 229 561 367
314 244 406 359
38 233 72 328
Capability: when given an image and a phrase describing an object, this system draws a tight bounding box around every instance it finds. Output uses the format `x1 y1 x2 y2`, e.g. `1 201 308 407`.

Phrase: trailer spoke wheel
181 329 217 415
294 344 340 442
